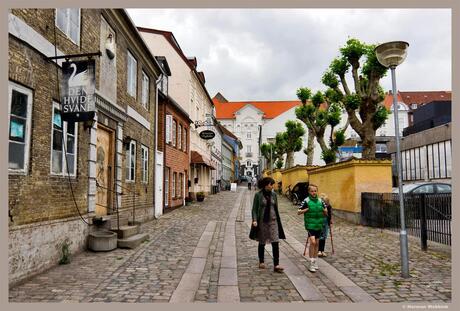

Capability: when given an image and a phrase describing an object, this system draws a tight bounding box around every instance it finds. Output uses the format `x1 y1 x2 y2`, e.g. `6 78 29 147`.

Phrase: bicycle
285 185 300 206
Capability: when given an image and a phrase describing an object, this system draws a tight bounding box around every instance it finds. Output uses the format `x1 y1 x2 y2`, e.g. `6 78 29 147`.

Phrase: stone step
117 233 149 249
112 225 140 239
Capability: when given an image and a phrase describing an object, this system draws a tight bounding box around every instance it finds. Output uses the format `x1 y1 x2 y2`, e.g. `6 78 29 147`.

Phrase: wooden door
95 124 114 216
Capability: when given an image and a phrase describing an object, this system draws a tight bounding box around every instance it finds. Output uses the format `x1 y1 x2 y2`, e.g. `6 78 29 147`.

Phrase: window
247 131 251 139
183 129 187 152
178 173 183 198
165 115 172 144
126 140 136 181
141 71 149 109
247 145 252 153
8 82 33 173
127 51 137 98
437 184 451 193
172 172 176 198
172 120 177 147
164 167 169 206
178 125 182 150
445 140 452 178
413 185 434 194
247 160 252 167
141 145 148 183
56 9 80 44
51 102 78 176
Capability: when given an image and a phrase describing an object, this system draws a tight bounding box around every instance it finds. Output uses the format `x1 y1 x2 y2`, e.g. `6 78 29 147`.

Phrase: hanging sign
199 129 216 140
60 59 96 122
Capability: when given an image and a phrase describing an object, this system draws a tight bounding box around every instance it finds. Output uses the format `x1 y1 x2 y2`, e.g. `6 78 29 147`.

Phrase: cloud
127 8 451 100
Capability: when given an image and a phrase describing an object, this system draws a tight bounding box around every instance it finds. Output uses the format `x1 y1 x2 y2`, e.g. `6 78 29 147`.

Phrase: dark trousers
319 238 326 252
248 183 252 190
258 242 279 266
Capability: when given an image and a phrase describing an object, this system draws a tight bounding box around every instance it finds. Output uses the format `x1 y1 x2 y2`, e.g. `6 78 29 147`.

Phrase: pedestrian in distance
251 176 257 191
248 176 252 190
298 184 327 272
249 177 286 273
318 193 333 257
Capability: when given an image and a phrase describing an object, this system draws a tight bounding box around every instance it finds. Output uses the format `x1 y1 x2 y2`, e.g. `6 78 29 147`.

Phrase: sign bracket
47 51 102 61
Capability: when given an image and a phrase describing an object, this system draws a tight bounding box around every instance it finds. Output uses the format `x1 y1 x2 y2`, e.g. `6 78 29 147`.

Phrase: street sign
199 129 216 140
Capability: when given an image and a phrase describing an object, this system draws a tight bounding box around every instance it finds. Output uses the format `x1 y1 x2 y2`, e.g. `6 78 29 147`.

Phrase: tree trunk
304 128 315 165
285 152 295 169
316 134 328 153
361 122 376 159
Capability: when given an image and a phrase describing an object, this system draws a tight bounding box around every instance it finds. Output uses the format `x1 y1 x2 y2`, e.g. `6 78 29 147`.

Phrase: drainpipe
154 73 163 219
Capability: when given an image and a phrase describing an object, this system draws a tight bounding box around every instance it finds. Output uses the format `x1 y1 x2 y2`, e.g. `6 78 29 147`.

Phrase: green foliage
284 120 306 153
326 103 341 128
372 105 390 129
311 91 324 108
330 57 350 76
321 70 339 89
296 87 311 104
325 88 343 104
315 110 328 127
59 239 71 265
275 159 284 169
321 149 337 164
333 129 346 147
340 38 367 62
344 93 361 110
362 44 388 79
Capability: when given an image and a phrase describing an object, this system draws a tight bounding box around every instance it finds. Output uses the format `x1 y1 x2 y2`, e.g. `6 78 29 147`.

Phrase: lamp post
267 137 275 175
375 41 410 278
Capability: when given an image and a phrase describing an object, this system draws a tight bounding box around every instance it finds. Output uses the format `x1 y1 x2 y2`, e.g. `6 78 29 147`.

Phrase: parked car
392 182 451 194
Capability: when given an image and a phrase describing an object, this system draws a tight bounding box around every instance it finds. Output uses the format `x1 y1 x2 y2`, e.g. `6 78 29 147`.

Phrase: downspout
154 73 163 218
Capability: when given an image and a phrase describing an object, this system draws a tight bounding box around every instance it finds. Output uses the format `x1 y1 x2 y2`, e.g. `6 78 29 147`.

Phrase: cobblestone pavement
9 188 451 303
277 193 452 303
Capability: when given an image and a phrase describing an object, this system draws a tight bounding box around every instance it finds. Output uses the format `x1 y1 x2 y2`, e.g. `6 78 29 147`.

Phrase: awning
191 150 216 170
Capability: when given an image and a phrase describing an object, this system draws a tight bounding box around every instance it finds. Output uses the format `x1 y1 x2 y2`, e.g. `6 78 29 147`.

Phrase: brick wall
164 104 190 208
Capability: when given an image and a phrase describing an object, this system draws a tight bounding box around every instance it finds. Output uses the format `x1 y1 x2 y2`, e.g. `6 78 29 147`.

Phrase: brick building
8 9 163 285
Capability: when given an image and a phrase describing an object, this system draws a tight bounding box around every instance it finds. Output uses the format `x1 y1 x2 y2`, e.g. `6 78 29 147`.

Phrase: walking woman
249 177 286 273
318 193 333 257
298 184 327 272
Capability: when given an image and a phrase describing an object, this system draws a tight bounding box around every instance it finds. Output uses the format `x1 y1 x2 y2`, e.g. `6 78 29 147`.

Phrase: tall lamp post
375 41 410 278
267 137 275 175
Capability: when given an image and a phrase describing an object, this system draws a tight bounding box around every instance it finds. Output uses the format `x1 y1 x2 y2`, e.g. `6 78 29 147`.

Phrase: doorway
95 123 115 216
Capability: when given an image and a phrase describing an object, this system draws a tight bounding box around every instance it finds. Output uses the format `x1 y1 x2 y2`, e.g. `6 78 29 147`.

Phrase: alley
9 187 451 303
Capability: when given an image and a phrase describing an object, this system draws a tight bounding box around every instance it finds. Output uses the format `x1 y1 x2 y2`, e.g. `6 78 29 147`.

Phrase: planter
88 230 117 251
196 196 204 202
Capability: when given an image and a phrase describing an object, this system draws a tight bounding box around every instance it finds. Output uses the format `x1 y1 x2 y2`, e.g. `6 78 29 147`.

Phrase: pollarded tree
275 120 306 169
295 87 315 165
321 38 390 159
260 142 276 171
296 88 345 164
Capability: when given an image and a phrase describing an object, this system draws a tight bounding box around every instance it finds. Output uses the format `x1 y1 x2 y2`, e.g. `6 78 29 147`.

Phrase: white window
247 131 251 139
172 120 177 147
164 167 169 206
178 124 182 150
178 173 183 198
247 160 252 167
56 9 80 44
247 145 252 153
141 145 148 183
8 82 33 173
126 140 136 181
141 71 149 109
165 115 172 143
183 129 187 152
172 172 176 198
51 102 78 176
127 51 137 98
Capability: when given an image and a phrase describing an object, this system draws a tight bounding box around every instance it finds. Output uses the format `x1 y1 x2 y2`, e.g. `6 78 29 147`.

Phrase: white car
392 182 451 194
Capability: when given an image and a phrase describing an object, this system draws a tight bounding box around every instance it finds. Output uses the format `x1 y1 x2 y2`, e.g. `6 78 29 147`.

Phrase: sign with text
199 129 216 140
61 60 96 122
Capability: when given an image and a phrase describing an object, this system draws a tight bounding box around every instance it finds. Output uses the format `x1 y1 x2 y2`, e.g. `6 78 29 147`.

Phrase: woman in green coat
298 184 327 272
250 177 286 273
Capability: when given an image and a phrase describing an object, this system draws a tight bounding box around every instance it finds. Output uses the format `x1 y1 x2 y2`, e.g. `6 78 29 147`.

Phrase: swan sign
60 60 96 122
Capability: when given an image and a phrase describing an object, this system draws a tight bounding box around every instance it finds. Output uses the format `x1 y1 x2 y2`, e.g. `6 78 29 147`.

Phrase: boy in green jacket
298 184 327 272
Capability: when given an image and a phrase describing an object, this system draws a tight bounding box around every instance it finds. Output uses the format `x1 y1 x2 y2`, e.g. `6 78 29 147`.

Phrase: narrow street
9 187 451 303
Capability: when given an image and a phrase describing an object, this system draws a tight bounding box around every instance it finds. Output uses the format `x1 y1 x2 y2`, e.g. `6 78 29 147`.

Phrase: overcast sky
127 9 451 101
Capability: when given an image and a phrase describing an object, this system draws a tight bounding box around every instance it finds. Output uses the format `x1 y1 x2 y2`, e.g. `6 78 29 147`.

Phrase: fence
361 192 451 247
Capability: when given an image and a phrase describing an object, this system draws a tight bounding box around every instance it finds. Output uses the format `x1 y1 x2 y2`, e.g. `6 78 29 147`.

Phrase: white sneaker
313 259 319 270
308 260 317 272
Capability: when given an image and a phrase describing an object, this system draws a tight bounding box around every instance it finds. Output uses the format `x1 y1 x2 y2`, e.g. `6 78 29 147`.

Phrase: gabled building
213 94 299 177
138 27 216 200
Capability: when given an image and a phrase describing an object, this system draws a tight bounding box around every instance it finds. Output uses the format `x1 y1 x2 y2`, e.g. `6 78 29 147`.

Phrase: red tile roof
213 98 301 119
382 91 452 110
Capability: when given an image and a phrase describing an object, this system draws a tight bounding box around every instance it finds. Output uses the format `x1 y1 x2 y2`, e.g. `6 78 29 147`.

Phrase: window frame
8 81 33 174
55 9 81 45
50 101 78 177
127 50 138 98
172 119 177 147
141 70 149 109
172 172 177 198
183 128 187 152
126 140 136 182
164 167 170 207
178 124 182 150
141 145 149 184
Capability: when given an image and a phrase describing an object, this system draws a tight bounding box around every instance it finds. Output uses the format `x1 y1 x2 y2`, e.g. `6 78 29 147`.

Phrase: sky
127 9 451 101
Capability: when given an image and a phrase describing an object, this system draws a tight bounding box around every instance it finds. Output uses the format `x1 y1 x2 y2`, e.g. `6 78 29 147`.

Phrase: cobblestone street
9 187 451 303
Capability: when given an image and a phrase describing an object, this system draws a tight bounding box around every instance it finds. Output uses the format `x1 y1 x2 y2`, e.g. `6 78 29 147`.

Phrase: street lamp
267 137 275 176
375 41 410 278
